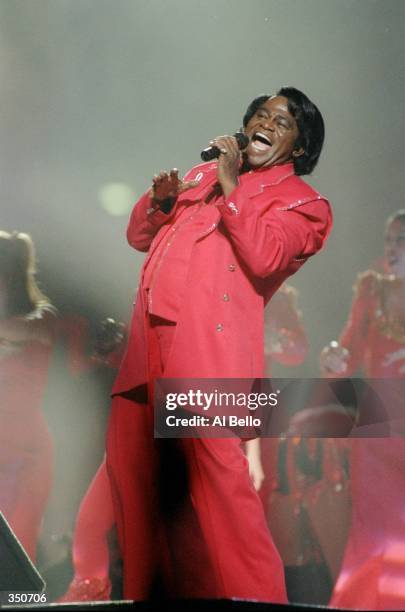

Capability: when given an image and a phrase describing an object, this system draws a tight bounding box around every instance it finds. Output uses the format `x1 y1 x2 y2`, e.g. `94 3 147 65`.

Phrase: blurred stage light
98 182 134 216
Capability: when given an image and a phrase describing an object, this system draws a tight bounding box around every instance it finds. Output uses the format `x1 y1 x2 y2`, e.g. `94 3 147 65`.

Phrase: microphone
200 132 249 162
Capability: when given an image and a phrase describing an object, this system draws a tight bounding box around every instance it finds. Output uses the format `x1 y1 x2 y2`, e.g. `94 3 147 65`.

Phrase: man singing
106 86 332 602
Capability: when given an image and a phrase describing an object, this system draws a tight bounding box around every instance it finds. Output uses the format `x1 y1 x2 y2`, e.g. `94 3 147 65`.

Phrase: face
384 219 405 278
244 95 304 170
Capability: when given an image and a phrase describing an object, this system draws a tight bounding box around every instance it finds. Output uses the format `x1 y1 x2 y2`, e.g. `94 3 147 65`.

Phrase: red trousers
71 459 114 580
106 316 287 602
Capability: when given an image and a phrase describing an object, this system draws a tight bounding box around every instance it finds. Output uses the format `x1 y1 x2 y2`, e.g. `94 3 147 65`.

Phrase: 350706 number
7 593 47 603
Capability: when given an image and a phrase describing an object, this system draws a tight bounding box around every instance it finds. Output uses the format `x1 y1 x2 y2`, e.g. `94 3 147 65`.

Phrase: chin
246 154 261 167
248 157 270 169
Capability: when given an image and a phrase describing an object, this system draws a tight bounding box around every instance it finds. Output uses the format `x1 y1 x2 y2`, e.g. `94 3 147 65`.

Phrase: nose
261 116 275 131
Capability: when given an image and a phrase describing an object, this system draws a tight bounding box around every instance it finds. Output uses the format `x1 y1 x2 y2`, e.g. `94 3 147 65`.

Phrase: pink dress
330 271 405 610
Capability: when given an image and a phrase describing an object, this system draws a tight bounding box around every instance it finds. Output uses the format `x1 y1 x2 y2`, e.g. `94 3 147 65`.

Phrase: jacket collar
246 161 295 182
241 162 295 198
195 161 295 200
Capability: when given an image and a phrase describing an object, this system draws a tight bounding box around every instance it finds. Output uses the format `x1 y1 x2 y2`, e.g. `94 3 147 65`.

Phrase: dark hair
0 231 52 317
242 87 325 175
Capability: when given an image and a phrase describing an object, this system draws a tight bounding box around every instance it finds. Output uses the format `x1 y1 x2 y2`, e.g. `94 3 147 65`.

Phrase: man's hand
212 135 242 198
247 449 265 492
245 438 265 492
151 168 200 204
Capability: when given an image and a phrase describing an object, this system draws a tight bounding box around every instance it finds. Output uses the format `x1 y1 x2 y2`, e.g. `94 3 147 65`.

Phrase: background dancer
0 230 56 561
321 209 405 610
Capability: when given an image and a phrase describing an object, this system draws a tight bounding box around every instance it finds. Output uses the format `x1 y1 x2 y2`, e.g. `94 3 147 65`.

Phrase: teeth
254 132 272 146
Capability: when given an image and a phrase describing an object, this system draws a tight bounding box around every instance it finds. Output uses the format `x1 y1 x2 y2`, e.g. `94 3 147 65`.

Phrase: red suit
61 287 309 602
330 271 405 610
106 160 331 601
57 459 114 602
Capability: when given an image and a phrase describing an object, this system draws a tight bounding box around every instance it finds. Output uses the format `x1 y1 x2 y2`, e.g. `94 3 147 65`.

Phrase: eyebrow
257 107 292 126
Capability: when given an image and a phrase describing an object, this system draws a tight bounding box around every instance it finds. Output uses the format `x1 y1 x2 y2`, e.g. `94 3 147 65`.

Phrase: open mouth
251 132 272 151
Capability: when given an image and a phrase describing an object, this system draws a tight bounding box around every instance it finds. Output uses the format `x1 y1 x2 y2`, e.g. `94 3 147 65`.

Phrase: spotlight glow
98 182 135 216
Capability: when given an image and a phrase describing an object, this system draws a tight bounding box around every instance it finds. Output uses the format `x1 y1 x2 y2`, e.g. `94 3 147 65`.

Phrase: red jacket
112 161 332 394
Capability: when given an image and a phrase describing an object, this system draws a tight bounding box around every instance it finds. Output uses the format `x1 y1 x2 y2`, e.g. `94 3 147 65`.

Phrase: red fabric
107 160 331 601
70 459 114 580
55 315 127 374
264 284 308 370
143 203 210 321
68 285 308 587
0 340 54 561
107 316 287 602
260 285 350 581
108 397 289 602
259 284 309 526
329 271 405 610
338 271 404 377
55 315 92 375
113 161 331 395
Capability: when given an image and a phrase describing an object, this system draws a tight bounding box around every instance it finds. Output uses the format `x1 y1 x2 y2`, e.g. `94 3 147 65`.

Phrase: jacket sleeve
126 189 179 252
218 184 332 279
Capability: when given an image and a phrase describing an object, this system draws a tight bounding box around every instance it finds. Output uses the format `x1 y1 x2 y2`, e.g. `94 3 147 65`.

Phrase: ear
292 147 305 158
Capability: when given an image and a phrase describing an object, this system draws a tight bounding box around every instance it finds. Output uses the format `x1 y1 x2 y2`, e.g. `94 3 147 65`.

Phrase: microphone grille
234 132 249 149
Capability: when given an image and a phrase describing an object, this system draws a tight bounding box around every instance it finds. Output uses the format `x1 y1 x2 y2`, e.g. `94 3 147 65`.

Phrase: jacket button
216 323 224 332
223 294 230 302
228 264 236 271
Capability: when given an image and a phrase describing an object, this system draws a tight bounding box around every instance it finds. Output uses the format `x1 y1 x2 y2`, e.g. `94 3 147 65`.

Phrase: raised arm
212 135 331 279
320 271 377 377
220 189 330 278
127 169 200 252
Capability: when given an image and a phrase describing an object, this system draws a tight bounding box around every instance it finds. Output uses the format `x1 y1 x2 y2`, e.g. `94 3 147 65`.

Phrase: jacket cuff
145 194 178 224
220 185 245 217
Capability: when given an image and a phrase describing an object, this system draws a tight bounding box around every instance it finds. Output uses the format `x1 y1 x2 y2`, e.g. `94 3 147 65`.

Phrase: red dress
260 286 351 604
264 284 308 373
330 271 405 610
0 337 54 561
